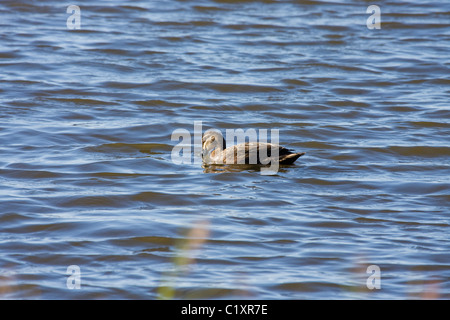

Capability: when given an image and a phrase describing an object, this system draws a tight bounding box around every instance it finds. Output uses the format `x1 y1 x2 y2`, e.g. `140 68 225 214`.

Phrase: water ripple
0 0 449 299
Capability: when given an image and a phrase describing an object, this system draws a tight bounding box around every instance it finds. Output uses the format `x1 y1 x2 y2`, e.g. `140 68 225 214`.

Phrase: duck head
201 130 226 159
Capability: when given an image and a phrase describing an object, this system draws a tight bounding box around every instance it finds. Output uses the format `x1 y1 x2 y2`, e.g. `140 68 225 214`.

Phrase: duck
201 130 305 165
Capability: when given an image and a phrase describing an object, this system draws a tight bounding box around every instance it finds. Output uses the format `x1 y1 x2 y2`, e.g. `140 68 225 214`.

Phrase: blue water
0 0 449 299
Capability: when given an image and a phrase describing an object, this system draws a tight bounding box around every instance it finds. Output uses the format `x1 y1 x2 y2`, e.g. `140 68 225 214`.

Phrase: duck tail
279 152 305 165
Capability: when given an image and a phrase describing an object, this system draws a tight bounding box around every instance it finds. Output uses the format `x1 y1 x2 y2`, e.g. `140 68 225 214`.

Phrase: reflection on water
0 0 449 299
202 163 295 174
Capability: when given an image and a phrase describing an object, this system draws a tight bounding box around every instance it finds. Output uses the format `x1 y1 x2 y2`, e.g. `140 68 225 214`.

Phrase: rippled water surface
0 0 449 299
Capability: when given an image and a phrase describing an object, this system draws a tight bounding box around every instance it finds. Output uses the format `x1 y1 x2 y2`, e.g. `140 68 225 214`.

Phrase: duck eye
211 136 215 141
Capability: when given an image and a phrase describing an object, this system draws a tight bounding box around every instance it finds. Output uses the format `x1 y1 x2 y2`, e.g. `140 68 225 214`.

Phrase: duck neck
214 137 226 155
210 146 221 158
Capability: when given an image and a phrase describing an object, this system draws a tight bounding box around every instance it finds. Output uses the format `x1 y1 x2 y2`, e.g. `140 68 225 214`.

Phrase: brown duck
201 130 305 165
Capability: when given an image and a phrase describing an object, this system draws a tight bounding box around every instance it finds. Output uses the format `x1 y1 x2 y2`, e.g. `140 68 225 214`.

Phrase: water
0 0 449 299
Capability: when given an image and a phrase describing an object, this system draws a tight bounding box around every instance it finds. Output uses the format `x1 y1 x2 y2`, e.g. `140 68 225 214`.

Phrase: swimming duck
201 130 305 165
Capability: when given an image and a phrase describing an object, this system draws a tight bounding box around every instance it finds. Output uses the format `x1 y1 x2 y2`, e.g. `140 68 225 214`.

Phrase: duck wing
221 142 304 164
